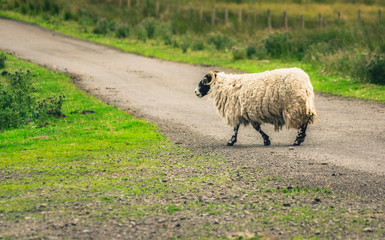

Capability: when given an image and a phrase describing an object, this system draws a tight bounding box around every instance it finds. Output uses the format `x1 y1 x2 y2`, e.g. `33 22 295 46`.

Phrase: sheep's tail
306 90 318 125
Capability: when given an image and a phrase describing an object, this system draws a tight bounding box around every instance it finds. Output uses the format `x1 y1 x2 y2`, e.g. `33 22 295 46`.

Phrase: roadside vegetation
1 0 385 102
1 51 385 239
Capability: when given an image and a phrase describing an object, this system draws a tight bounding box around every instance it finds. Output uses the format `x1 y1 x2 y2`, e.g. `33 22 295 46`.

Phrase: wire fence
109 0 384 32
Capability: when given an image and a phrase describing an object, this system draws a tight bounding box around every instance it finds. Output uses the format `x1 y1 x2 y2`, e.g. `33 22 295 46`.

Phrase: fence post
358 9 361 23
300 15 304 30
238 9 242 25
337 11 341 22
318 13 322 31
200 6 203 24
225 8 229 26
267 9 271 32
283 11 288 30
379 9 382 23
211 6 216 26
156 0 160 18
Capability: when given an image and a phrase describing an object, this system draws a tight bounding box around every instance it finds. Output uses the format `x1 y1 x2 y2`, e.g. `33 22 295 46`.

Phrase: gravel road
1 18 385 199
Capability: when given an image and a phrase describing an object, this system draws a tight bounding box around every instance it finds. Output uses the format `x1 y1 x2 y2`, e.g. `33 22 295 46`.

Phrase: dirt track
1 18 385 199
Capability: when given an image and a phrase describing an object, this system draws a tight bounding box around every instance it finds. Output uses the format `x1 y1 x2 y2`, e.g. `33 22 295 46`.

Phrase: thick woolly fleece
209 68 318 131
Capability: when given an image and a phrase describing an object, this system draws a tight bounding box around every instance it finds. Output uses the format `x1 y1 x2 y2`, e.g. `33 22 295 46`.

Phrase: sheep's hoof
264 139 271 146
293 138 303 146
227 139 236 146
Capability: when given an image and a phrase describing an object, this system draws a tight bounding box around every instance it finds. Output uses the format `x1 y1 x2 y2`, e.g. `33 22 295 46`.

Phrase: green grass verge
0 52 226 220
1 10 385 103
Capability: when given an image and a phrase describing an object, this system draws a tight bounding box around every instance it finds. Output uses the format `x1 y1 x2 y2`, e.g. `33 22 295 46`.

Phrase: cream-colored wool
209 68 318 131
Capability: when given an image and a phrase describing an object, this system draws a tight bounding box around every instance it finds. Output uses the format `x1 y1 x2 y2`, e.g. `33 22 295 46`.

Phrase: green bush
0 65 66 131
246 44 257 59
261 32 294 58
93 18 115 35
35 95 66 121
192 39 205 51
140 18 157 39
180 35 192 53
0 69 35 130
115 24 131 38
136 24 148 42
232 46 246 60
154 22 174 45
208 32 233 50
0 53 6 69
365 53 385 85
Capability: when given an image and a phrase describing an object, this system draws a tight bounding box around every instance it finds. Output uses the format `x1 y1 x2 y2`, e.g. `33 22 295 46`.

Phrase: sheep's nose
195 88 202 98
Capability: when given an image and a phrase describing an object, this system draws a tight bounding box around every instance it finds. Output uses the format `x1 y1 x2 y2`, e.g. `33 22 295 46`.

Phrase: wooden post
379 9 382 23
358 9 361 23
267 9 271 32
156 0 160 18
337 11 341 22
283 11 288 30
225 8 229 26
300 15 304 30
211 6 216 26
238 9 242 25
200 6 203 24
318 13 322 31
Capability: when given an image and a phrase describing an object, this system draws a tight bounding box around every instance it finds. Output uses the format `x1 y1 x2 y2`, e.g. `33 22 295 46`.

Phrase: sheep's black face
195 73 213 98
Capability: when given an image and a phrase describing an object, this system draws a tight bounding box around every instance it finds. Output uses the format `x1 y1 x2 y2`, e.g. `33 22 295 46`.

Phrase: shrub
115 24 131 38
0 53 6 69
154 22 173 45
136 24 148 42
35 95 66 121
365 53 385 85
93 18 115 35
261 32 293 58
140 18 157 39
192 39 205 51
0 67 66 131
180 35 192 53
0 69 35 130
207 32 233 50
246 44 257 59
232 46 246 60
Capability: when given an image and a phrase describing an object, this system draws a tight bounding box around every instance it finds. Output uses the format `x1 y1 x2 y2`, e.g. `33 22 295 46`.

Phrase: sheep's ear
213 70 219 78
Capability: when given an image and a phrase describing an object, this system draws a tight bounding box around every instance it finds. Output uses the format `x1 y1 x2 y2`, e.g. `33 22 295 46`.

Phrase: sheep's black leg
227 124 240 146
293 122 308 146
251 122 271 146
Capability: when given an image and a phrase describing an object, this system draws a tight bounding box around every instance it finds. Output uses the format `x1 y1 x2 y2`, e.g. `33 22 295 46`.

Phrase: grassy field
1 52 385 239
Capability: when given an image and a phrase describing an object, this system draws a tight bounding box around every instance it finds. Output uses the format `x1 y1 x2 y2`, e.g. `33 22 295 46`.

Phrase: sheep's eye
203 75 212 85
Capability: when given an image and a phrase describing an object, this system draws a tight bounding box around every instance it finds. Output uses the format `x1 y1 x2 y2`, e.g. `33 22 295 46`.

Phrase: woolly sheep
194 68 318 146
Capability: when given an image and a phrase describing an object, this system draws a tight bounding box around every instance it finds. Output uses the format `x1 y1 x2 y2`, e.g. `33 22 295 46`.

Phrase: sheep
194 68 318 146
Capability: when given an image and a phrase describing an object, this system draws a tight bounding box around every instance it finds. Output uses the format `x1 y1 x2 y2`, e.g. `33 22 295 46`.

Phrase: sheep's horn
206 71 216 85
